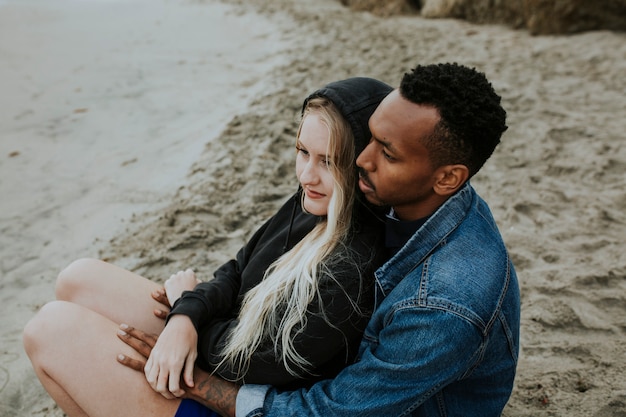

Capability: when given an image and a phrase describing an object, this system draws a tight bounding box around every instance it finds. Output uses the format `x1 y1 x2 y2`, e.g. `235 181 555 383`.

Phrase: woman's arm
168 215 275 330
199 229 384 387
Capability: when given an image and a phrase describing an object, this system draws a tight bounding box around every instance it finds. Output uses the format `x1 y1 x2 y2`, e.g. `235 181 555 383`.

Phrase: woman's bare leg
55 258 167 334
23 301 181 417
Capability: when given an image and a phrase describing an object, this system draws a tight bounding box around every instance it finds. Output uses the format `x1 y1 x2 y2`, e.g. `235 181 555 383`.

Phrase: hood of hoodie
302 77 393 158
283 78 393 252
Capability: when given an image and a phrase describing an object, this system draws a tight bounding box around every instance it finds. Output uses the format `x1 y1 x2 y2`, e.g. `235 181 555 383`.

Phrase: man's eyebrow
374 137 395 152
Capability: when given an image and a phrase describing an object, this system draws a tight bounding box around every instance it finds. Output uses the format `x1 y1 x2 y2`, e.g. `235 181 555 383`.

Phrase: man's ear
433 165 469 196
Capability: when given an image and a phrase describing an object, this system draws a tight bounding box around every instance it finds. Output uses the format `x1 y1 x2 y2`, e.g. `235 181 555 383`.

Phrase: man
120 62 520 417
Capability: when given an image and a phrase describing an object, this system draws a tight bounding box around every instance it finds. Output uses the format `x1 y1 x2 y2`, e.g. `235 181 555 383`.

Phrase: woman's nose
299 161 319 184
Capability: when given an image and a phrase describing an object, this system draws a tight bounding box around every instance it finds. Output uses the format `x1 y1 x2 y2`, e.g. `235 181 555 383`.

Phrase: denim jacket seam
434 390 448 417
499 310 519 366
458 335 488 380
483 254 512 335
418 259 429 304
389 293 489 336
399 379 449 417
423 299 487 331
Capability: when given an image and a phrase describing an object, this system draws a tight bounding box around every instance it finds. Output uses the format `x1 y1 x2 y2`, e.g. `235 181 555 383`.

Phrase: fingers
117 354 145 372
156 363 177 399
164 269 200 307
165 269 197 287
116 325 151 375
183 268 201 284
168 365 185 398
153 309 168 320
125 324 157 347
152 287 170 306
117 324 157 358
144 352 186 399
117 324 189 399
145 359 176 400
183 350 196 388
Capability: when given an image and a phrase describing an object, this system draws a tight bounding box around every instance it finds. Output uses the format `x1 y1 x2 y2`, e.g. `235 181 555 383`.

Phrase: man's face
356 90 442 221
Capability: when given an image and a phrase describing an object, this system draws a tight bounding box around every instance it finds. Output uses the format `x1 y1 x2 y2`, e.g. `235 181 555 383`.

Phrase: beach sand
1 0 625 416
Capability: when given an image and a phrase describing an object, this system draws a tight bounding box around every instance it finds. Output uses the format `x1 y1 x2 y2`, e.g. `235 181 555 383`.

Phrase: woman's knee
55 258 101 301
23 301 71 359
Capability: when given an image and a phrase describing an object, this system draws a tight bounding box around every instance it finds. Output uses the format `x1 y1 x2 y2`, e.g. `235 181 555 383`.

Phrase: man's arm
244 309 483 416
116 324 239 417
187 368 238 417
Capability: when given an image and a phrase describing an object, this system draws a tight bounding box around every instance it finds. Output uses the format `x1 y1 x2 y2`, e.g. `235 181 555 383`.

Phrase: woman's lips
304 188 325 199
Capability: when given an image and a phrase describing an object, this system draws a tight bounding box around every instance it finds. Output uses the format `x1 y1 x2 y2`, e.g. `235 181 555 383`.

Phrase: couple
24 63 520 417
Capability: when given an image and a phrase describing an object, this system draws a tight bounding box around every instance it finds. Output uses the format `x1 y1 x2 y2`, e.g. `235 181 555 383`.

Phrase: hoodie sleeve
196 221 385 388
167 217 274 331
168 192 312 331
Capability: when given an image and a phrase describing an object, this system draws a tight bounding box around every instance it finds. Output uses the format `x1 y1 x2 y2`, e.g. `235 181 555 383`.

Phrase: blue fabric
237 183 521 417
175 399 221 417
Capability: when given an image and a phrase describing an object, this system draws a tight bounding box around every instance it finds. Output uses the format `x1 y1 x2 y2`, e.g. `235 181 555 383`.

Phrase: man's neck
385 209 430 256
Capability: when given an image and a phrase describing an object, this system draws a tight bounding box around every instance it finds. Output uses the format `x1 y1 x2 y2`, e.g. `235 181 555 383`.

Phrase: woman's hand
164 269 201 307
117 324 239 417
143 314 198 399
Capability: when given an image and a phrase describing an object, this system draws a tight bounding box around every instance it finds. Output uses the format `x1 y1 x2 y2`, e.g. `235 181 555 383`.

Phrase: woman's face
296 112 335 216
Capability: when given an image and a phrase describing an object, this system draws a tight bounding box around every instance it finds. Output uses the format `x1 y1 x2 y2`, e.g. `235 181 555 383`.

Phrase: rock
421 0 526 29
338 0 420 16
342 0 626 34
522 0 626 34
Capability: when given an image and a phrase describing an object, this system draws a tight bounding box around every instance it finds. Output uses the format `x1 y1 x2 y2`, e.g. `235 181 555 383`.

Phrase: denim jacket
237 183 520 417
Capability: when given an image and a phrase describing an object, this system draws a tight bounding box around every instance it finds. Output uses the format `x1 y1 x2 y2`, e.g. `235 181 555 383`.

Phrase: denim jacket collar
375 182 473 297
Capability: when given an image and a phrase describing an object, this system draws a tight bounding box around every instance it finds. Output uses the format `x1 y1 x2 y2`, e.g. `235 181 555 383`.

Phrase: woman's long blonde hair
218 97 358 378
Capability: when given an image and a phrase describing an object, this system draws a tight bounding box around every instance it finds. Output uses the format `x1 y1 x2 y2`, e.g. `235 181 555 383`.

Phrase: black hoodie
169 78 393 388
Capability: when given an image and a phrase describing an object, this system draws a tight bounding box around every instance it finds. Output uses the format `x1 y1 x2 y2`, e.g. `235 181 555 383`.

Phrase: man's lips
358 174 375 193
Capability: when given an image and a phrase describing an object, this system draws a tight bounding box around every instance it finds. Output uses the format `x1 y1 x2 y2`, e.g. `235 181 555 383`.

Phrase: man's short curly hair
399 63 507 177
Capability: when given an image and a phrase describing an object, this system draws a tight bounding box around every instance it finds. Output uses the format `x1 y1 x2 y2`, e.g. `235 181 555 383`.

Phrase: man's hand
152 287 170 320
117 324 239 417
117 323 155 370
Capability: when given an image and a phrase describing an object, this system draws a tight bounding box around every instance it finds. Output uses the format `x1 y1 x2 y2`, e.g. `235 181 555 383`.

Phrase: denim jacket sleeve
236 306 483 417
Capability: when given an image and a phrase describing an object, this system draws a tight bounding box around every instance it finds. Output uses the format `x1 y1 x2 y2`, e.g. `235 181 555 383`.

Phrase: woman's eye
296 146 309 157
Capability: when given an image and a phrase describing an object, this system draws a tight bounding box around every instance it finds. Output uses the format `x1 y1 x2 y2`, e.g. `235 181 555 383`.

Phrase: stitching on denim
435 390 448 417
499 311 519 365
458 334 487 380
418 258 429 304
245 408 264 417
400 378 448 416
484 254 511 335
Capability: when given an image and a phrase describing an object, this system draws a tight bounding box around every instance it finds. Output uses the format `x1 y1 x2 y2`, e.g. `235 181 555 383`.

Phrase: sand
1 0 625 416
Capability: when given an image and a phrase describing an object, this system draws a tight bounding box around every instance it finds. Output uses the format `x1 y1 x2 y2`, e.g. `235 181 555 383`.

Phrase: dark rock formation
341 0 626 34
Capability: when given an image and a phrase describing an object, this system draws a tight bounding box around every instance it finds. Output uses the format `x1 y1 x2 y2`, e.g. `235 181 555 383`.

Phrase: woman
23 77 392 417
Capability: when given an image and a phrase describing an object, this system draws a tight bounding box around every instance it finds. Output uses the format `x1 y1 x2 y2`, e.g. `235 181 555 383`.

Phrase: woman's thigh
24 300 181 417
56 258 166 334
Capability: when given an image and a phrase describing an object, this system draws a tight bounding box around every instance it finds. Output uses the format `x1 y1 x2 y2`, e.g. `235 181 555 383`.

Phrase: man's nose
356 141 375 171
